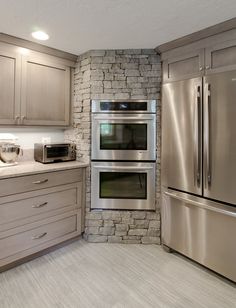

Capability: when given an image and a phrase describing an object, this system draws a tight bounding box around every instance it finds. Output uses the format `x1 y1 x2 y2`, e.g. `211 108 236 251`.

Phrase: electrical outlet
41 137 51 144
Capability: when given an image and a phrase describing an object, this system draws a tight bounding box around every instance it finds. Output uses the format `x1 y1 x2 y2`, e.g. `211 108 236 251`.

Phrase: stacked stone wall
65 49 161 244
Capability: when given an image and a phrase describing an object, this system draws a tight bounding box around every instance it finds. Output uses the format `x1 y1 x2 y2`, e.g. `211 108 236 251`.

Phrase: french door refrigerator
162 70 236 282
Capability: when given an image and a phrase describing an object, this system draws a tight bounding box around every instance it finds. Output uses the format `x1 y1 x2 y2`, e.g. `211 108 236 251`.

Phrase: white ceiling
0 0 236 55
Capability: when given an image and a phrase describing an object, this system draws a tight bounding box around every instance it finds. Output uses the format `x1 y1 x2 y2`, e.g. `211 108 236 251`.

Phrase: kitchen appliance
92 100 156 161
0 144 21 163
34 143 76 163
91 161 155 210
91 100 156 210
162 71 236 282
0 133 21 167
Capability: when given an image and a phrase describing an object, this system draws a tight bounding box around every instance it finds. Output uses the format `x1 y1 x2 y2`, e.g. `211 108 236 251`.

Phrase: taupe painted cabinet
0 42 74 126
0 167 86 271
162 30 236 82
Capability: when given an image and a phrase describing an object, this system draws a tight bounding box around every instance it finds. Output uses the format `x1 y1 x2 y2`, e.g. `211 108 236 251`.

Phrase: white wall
0 128 65 149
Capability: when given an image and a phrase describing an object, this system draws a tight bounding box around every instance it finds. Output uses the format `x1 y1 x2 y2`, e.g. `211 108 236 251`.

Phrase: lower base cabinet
0 167 86 271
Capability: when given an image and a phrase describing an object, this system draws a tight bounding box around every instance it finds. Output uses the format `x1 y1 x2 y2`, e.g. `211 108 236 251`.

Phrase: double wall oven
91 100 156 210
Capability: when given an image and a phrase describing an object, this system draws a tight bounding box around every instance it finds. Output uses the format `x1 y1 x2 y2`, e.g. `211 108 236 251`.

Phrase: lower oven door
91 161 155 210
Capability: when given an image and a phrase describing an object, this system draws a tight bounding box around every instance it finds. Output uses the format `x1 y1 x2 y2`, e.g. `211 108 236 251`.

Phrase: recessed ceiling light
31 31 49 41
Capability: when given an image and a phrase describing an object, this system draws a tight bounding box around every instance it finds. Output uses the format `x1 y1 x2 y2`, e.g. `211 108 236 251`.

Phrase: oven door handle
93 116 154 121
93 166 154 170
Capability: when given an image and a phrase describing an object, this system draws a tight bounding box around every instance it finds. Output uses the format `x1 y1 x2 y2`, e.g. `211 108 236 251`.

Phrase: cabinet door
205 39 236 74
0 48 21 125
21 54 71 126
163 49 204 83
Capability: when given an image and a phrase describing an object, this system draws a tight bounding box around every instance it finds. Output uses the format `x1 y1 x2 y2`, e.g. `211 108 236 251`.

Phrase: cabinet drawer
0 168 82 197
0 186 79 228
0 214 77 260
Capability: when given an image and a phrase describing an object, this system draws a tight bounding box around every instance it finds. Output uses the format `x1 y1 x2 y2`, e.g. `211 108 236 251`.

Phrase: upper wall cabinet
21 53 71 126
162 29 236 83
163 49 205 82
205 39 236 75
0 47 21 125
0 41 75 127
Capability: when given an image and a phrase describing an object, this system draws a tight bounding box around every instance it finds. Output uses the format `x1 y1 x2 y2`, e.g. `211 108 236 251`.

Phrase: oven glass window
100 124 147 150
100 172 147 199
46 147 68 158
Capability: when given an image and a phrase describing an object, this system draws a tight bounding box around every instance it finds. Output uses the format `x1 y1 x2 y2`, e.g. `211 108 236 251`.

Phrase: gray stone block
122 218 134 225
89 50 106 56
108 236 122 243
103 56 116 64
102 211 121 220
141 237 160 244
104 73 114 80
115 231 127 236
146 212 160 220
121 63 139 70
116 224 128 232
123 49 142 55
87 235 108 243
135 219 149 229
91 57 103 64
132 211 146 219
85 219 103 227
147 228 160 237
125 69 140 77
114 93 130 99
85 227 99 235
104 220 115 227
123 239 141 244
86 211 102 220
112 81 126 88
104 81 112 88
149 220 161 229
128 229 147 236
99 226 115 236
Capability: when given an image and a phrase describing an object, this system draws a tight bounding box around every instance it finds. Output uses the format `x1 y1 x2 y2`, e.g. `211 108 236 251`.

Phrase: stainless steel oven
91 100 156 161
91 161 155 210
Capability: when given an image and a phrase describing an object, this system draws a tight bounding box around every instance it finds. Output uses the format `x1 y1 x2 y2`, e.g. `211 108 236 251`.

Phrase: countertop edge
0 161 89 180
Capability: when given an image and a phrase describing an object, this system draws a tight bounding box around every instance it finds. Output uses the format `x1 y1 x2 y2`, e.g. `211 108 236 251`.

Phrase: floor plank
0 240 235 308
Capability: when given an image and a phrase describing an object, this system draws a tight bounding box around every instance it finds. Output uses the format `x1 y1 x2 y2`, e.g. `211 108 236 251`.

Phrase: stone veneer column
65 49 161 244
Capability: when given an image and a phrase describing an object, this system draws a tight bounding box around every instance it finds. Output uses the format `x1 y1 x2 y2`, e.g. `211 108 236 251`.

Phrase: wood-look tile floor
0 240 235 308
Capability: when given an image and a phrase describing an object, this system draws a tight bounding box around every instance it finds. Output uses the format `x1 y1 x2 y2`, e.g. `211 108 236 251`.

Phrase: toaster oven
34 143 76 163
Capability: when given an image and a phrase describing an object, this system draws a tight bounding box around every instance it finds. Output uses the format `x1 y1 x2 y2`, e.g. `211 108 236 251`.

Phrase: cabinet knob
199 66 203 71
206 65 210 70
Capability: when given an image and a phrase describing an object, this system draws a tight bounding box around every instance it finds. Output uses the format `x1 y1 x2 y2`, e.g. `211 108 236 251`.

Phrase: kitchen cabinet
163 49 204 82
0 47 21 125
162 30 236 83
0 167 86 271
205 39 236 74
0 41 75 127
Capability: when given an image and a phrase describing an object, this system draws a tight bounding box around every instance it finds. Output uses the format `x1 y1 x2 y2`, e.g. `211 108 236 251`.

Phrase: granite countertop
0 160 89 179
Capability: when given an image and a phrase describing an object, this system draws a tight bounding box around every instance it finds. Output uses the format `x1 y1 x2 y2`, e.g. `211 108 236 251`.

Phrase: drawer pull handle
32 232 47 240
32 202 48 208
32 179 48 184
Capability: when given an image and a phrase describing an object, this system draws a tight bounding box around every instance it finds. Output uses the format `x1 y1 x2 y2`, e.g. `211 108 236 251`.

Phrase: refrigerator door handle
194 85 201 186
204 83 211 187
164 191 236 218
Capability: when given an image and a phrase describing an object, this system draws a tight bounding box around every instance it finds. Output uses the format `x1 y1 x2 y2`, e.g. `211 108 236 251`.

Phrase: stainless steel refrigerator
161 70 236 282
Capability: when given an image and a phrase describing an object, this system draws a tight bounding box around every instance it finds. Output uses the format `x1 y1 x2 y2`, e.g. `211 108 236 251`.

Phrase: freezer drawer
162 189 236 282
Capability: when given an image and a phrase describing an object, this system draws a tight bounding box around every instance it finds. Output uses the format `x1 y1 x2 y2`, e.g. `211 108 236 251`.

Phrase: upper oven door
91 113 156 161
